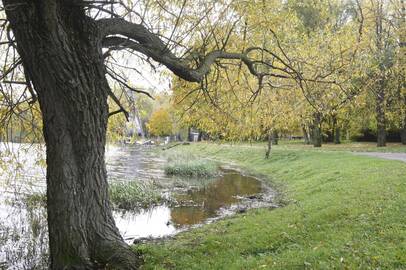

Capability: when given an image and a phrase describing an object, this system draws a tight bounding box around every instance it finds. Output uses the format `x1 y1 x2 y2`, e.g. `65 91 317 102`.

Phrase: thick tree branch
98 18 283 83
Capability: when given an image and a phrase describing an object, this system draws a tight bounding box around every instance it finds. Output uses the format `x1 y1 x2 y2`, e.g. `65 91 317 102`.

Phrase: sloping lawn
136 143 406 269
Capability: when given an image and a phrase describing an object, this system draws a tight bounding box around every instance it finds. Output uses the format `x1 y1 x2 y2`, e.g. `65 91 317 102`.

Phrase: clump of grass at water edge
19 181 165 211
109 181 165 210
164 154 219 178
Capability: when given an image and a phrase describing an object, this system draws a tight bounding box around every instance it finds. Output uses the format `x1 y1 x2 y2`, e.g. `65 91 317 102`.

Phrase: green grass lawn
135 142 406 269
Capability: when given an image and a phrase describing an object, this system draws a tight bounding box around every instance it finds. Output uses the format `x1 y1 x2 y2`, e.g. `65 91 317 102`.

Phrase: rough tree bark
4 1 140 269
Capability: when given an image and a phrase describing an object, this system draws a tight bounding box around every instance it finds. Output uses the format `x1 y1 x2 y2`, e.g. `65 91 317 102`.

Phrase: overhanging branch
98 18 293 83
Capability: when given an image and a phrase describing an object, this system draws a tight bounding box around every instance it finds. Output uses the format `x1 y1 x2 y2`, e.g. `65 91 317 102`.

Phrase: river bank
136 142 406 269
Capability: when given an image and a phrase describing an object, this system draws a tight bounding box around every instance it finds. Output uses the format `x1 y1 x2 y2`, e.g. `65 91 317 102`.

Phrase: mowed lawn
135 142 406 270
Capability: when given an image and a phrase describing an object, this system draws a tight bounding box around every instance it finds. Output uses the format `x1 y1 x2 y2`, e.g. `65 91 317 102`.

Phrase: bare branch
107 89 129 121
106 68 154 99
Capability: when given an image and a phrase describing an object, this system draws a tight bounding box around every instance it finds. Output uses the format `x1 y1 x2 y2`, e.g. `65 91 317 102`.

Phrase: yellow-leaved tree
147 108 173 137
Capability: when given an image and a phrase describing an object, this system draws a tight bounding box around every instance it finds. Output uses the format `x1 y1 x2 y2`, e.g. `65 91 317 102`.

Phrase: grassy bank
136 142 406 269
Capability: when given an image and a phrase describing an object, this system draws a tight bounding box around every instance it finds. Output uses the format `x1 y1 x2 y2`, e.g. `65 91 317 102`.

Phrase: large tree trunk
5 2 140 269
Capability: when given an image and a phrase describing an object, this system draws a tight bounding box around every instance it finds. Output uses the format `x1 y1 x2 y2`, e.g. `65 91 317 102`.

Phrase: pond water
0 143 275 268
117 172 266 242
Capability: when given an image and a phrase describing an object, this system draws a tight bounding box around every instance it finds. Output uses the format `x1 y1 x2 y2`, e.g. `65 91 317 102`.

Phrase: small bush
164 159 218 177
109 181 164 210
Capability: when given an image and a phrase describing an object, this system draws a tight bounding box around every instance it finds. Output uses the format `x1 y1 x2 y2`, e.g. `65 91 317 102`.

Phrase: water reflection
114 206 177 241
175 173 262 215
0 195 48 269
171 206 208 226
106 145 169 182
117 172 264 242
172 173 262 224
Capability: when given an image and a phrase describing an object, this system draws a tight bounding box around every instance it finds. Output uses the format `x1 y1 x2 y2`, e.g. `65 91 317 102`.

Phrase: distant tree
357 0 402 146
147 108 173 137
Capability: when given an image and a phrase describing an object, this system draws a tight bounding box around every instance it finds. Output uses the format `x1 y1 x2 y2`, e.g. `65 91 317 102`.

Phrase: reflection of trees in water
172 173 262 226
0 198 48 269
171 207 208 227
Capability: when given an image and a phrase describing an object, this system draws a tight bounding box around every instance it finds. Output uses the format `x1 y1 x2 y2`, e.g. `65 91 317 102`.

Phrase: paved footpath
355 152 406 163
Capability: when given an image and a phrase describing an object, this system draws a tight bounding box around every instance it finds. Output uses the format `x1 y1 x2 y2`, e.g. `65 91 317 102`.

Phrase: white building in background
191 132 199 142
125 111 144 138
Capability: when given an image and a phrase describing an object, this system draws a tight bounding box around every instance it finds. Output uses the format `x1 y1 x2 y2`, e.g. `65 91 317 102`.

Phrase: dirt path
355 152 406 163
